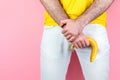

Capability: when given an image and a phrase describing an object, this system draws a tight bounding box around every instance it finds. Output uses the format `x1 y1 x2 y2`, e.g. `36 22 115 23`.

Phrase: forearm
76 0 114 27
40 0 69 25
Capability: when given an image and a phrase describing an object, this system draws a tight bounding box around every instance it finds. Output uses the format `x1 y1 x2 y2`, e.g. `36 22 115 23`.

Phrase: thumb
60 19 68 27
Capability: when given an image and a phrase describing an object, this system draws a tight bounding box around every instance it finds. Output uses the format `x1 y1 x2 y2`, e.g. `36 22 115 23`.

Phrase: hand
60 19 84 43
72 32 90 49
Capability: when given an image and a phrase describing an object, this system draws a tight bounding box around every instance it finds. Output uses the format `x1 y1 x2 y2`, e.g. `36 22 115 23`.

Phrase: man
40 0 113 80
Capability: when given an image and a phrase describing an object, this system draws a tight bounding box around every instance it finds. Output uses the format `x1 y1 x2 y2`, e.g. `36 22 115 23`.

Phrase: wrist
76 15 91 27
75 18 86 31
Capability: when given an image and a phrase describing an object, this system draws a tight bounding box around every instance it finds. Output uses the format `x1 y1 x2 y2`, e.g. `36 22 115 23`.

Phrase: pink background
0 0 119 80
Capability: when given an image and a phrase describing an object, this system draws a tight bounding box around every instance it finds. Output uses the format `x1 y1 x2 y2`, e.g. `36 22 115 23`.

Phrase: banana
69 37 98 62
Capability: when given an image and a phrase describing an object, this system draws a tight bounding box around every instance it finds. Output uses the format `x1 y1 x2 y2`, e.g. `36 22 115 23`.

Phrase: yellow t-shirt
44 0 107 27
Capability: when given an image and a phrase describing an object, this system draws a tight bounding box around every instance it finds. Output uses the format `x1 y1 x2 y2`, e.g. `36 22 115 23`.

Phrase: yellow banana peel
69 37 98 62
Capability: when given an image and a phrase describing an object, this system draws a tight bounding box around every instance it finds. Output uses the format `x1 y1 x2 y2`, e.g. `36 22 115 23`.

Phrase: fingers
62 29 77 42
63 34 76 42
73 37 90 49
84 38 90 46
74 43 79 49
63 32 89 49
62 30 70 36
74 40 86 49
66 35 72 39
77 41 82 48
68 36 76 42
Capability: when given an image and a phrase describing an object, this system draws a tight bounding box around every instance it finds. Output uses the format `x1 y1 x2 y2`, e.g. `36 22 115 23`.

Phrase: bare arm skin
40 0 69 25
76 0 114 28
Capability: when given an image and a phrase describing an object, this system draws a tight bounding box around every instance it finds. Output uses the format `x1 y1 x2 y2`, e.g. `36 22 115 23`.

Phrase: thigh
75 24 110 80
40 26 72 80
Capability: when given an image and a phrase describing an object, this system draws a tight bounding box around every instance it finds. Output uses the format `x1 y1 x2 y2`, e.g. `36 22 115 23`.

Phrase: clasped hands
60 19 90 49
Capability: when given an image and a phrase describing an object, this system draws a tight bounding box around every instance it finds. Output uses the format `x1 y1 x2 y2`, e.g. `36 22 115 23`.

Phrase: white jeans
40 24 110 80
